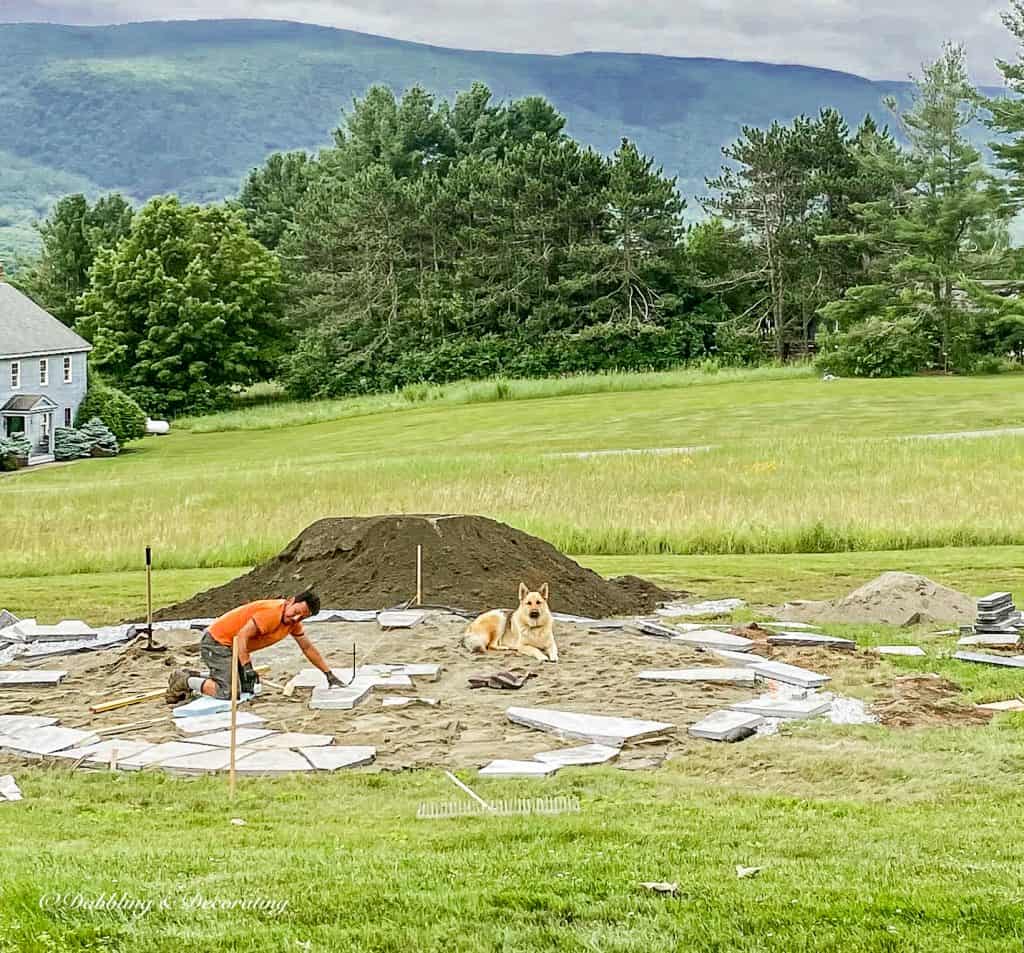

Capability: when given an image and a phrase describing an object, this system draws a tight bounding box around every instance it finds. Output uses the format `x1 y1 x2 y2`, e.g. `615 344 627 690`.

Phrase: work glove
239 661 259 695
325 670 346 689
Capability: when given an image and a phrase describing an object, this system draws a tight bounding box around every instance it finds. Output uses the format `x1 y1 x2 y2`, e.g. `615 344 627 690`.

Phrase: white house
0 281 91 465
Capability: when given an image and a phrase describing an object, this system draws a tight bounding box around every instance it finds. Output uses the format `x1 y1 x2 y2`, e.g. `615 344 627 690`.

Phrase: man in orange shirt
166 590 346 702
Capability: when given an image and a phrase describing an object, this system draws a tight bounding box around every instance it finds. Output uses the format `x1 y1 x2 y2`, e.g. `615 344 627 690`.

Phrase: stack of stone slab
960 593 1023 646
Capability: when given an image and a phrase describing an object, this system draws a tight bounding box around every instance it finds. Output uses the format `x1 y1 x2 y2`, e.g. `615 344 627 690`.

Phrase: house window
10 361 19 390
39 359 48 386
64 408 72 427
63 357 72 383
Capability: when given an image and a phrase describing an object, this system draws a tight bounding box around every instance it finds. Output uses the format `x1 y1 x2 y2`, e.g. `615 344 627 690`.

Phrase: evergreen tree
704 117 819 357
597 138 685 325
78 417 120 456
53 427 92 461
986 0 1024 210
331 85 454 179
15 193 134 325
822 44 1008 370
237 151 315 249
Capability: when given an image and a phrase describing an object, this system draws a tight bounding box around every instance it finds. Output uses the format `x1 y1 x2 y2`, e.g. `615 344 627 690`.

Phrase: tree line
13 23 1024 416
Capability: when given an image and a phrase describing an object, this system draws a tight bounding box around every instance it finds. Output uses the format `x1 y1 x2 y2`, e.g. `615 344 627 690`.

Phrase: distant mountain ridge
0 18 1005 259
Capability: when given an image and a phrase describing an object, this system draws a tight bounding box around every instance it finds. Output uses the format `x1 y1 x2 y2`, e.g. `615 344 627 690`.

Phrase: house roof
1 394 58 413
0 282 92 359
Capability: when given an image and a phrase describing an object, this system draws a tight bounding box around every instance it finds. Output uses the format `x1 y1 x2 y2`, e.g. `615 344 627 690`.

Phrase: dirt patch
778 572 976 626
873 675 993 728
156 515 676 620
0 617 994 773
0 619 766 771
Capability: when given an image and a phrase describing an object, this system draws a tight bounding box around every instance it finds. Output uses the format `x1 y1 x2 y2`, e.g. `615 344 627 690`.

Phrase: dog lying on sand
463 583 558 662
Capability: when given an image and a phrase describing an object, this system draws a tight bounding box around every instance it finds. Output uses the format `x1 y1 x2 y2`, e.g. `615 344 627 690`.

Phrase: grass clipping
779 571 976 625
156 514 672 619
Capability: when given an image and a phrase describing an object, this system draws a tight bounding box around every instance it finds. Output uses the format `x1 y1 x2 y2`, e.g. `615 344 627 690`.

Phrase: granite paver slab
688 710 762 742
638 668 756 685
507 707 674 746
533 743 620 766
479 759 558 777
300 746 376 770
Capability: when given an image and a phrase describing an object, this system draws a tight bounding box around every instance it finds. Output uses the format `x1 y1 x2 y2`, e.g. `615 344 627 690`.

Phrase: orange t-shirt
208 599 305 652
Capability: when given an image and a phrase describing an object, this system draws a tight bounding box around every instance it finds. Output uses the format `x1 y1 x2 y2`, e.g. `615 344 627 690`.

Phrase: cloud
1 0 1017 84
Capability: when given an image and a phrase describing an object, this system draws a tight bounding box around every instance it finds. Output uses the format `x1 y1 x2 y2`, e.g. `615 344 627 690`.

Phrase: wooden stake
416 545 423 606
229 635 240 798
145 545 153 650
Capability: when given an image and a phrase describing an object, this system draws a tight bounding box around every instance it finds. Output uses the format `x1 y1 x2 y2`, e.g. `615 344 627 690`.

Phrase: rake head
416 795 580 820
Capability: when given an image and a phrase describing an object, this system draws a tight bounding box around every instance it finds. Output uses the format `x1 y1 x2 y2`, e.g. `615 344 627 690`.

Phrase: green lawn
2 724 1023 952
4 546 1024 625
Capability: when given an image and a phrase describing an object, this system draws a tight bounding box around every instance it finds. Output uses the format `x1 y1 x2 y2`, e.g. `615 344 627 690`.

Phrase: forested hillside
0 18 1000 259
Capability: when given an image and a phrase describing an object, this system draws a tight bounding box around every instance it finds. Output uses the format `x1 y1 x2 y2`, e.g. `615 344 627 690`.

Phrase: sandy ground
0 615 992 772
0 616 880 769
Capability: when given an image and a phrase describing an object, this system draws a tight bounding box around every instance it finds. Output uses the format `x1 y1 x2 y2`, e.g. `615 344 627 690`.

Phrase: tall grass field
2 372 1022 578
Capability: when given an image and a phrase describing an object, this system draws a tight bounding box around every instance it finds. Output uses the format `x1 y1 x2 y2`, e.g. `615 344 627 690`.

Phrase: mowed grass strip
1 728 1023 953
4 546 1024 624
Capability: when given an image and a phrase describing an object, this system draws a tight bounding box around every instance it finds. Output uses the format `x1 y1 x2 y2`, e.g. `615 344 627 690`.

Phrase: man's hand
239 661 259 695
325 669 346 689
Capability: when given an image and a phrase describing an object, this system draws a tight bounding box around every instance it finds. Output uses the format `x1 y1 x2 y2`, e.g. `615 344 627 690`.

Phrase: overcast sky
1 0 1018 85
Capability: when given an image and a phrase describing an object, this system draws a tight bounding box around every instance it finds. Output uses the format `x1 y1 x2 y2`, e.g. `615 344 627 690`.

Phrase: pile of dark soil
156 514 675 620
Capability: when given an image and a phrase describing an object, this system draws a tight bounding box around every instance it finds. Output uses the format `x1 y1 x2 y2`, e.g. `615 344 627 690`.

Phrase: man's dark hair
294 589 321 616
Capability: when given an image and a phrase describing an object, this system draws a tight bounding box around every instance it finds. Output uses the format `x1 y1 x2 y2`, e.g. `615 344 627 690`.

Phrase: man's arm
293 632 334 675
234 619 260 665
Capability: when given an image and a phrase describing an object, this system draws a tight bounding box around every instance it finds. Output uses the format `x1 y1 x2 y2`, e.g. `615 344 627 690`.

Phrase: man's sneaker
165 668 199 705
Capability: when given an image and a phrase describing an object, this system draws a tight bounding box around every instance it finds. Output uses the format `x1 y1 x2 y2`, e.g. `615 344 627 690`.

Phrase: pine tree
78 417 120 456
237 151 314 250
53 427 93 461
823 43 1008 370
598 138 684 326
987 1 1024 210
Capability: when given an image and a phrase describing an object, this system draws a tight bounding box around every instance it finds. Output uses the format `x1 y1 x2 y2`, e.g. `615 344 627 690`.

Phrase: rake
416 770 580 820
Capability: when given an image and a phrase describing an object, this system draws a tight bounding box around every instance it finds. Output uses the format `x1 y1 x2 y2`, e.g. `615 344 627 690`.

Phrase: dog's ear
540 583 549 601
518 582 528 601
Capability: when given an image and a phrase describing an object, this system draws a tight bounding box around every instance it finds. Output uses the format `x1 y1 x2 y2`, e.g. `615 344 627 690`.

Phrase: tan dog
463 583 558 662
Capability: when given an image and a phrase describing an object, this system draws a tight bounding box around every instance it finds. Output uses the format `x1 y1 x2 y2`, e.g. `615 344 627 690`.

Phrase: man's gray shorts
200 631 236 700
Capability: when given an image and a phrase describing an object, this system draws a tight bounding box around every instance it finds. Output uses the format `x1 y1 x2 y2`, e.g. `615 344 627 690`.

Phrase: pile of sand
156 515 673 620
779 572 976 626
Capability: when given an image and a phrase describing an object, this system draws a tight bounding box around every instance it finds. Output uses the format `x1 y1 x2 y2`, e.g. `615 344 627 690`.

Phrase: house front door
4 416 25 437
